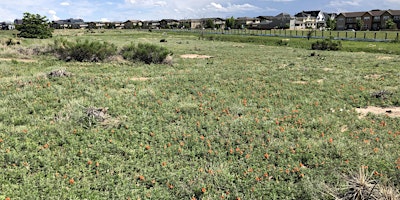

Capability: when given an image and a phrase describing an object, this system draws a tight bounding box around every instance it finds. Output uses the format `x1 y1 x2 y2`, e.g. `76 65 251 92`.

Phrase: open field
0 29 399 199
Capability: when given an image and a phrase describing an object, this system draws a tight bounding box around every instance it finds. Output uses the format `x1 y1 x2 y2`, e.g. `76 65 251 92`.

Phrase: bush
311 38 342 51
121 43 172 64
52 39 117 62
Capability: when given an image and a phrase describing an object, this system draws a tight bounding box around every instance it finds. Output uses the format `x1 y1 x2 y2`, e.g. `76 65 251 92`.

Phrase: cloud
264 0 294 2
60 2 70 6
48 10 60 20
207 2 259 13
329 0 361 7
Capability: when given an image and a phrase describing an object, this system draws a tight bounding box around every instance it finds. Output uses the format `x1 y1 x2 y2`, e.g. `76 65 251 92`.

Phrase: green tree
226 16 235 29
356 19 364 31
326 18 336 30
385 19 397 30
205 19 215 29
16 12 53 39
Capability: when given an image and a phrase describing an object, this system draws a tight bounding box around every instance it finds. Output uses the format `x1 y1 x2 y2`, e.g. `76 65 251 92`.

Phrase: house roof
339 12 366 18
387 9 400 15
367 10 385 16
295 10 320 17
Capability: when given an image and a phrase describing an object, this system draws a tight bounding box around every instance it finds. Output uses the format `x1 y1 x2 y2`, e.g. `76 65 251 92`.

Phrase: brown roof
387 9 400 15
368 10 385 16
340 12 366 17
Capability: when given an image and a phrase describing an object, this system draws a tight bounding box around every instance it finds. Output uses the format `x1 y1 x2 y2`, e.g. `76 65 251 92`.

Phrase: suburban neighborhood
2 9 400 31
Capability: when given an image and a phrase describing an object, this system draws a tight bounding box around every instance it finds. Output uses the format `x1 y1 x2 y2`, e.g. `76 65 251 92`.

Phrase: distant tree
326 18 336 30
16 12 53 39
356 19 364 31
226 16 235 29
205 19 215 29
385 19 397 30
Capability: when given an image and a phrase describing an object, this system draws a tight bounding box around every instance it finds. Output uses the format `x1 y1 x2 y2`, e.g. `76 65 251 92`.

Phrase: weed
52 38 117 62
311 37 342 51
121 42 172 64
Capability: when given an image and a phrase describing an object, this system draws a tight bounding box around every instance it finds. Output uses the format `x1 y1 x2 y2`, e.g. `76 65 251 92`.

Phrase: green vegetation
16 12 53 39
52 38 118 62
121 43 172 64
0 29 399 199
311 37 342 51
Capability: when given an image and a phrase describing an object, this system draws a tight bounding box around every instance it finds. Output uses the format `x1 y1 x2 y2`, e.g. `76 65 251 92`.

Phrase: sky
1 0 400 22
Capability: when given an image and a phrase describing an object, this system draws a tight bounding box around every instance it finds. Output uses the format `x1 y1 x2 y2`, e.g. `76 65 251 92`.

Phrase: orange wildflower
145 145 151 150
69 178 75 185
139 175 145 181
201 187 207 193
5 197 10 200
87 160 93 165
328 138 333 144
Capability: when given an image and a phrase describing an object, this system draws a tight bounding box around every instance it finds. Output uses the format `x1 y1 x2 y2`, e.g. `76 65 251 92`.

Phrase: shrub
121 43 172 64
52 39 117 62
311 38 342 51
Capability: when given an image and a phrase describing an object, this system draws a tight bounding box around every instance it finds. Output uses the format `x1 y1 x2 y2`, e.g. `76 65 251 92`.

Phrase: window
383 16 390 20
394 16 400 20
364 16 370 20
356 17 361 20
374 16 380 21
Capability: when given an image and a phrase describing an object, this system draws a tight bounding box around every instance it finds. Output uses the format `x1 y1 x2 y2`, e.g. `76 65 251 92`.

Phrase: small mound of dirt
180 54 213 59
356 106 400 118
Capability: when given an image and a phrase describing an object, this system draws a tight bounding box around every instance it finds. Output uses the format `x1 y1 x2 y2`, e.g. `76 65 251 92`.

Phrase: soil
0 58 36 62
180 54 213 59
355 106 400 118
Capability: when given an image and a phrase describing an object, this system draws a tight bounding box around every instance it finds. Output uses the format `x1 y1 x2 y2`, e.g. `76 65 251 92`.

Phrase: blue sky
1 0 400 22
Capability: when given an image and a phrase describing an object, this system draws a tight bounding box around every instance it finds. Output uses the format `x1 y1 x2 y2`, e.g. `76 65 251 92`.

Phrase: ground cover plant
0 29 399 199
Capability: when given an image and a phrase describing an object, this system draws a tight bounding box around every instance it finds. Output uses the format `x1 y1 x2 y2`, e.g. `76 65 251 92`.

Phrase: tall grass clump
121 43 172 64
52 38 117 62
311 37 342 51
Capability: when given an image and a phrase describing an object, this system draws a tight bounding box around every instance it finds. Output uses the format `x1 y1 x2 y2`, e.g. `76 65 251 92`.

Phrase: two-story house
337 10 400 30
336 12 365 30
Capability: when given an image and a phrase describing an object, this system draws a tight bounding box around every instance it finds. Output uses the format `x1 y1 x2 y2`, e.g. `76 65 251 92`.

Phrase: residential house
337 9 400 30
160 19 179 29
142 20 161 29
383 9 400 29
1 22 15 30
51 18 85 29
257 13 291 29
201 18 226 29
336 11 365 30
124 20 143 29
290 10 329 30
177 19 203 29
235 17 261 29
14 19 23 25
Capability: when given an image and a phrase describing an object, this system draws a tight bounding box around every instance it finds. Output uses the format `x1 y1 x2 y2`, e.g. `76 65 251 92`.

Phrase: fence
157 28 400 42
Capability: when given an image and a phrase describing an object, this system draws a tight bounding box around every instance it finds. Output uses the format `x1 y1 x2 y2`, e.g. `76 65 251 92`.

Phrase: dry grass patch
376 56 393 60
0 58 36 63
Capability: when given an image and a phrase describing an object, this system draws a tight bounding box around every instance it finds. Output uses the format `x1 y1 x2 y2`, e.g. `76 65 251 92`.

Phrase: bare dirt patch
180 54 213 59
0 58 36 63
355 106 400 118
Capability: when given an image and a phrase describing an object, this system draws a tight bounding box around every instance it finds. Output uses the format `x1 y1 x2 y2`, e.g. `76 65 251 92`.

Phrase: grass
0 29 399 199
